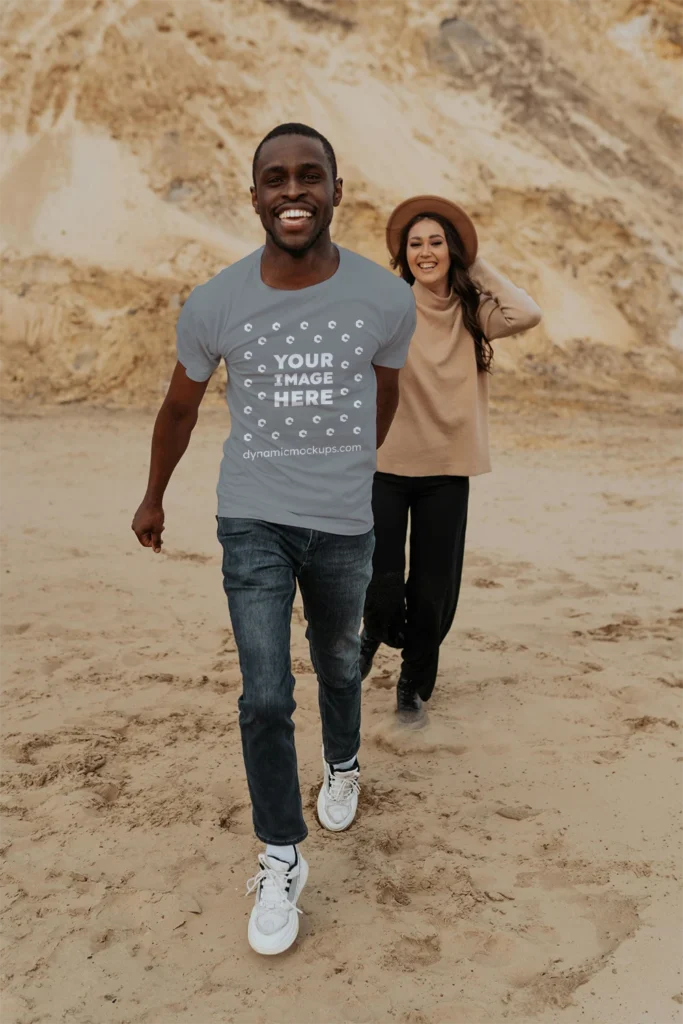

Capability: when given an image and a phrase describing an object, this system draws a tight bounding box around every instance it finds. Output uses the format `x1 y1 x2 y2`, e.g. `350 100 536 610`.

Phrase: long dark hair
392 212 493 373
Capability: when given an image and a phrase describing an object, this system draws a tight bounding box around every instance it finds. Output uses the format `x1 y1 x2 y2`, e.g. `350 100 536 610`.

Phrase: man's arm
374 365 400 449
131 361 210 552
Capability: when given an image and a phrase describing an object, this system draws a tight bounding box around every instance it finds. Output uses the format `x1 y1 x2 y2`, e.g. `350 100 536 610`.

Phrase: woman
361 195 542 721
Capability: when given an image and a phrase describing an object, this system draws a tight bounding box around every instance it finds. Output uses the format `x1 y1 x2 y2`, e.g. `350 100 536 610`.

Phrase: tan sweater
377 258 542 477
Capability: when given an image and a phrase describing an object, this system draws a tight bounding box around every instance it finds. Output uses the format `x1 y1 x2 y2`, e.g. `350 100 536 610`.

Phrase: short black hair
252 123 337 184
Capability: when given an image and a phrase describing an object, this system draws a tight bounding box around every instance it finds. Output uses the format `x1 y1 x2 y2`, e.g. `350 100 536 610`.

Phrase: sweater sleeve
470 258 542 341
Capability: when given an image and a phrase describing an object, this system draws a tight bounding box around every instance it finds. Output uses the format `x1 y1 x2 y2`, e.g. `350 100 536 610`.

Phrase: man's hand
132 499 165 553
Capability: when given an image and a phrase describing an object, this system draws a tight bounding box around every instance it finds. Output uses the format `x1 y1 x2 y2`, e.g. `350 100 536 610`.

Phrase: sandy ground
1 399 682 1024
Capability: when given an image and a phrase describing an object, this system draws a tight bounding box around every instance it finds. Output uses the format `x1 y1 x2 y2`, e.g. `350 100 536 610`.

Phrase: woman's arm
470 258 542 340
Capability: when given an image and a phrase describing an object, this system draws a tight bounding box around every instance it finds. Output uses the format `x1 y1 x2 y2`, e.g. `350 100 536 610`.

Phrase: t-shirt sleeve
373 287 417 368
176 292 221 382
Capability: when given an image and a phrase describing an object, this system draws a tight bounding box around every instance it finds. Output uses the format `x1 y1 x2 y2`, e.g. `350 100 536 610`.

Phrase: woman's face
405 218 451 293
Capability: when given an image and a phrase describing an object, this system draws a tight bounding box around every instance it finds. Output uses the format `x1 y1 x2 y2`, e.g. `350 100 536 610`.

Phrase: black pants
363 472 469 701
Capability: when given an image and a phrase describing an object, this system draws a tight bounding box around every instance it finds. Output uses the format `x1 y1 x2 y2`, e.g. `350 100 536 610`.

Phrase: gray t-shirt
177 246 416 535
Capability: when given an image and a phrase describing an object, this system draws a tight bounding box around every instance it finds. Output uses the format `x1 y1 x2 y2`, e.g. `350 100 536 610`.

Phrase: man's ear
333 177 343 208
250 185 259 214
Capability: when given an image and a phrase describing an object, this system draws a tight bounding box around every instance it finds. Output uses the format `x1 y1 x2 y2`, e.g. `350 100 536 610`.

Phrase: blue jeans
217 518 374 845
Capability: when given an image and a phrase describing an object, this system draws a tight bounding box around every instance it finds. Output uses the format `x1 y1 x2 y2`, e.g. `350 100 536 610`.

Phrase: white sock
332 756 357 772
265 843 296 866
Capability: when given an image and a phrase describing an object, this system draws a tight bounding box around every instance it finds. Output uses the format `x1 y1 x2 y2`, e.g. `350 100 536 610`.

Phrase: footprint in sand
1 622 31 637
495 805 541 821
163 550 213 564
368 671 395 690
658 673 683 689
381 925 441 970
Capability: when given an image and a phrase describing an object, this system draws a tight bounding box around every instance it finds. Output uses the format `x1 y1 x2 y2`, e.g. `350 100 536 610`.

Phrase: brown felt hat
386 195 478 267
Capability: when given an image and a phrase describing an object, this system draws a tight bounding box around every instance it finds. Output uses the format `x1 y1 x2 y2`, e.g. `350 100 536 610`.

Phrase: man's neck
260 234 340 291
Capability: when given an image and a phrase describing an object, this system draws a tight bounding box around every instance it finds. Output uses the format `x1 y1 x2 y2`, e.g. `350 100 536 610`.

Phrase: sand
1 398 681 1024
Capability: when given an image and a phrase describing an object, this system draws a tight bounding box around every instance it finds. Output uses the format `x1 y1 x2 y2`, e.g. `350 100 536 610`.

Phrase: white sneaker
246 851 308 955
317 756 360 832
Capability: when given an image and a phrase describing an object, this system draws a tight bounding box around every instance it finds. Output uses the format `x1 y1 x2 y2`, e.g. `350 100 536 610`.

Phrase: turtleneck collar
412 278 458 313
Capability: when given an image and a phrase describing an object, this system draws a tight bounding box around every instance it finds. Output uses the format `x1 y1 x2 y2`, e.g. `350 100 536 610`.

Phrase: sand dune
1 0 681 404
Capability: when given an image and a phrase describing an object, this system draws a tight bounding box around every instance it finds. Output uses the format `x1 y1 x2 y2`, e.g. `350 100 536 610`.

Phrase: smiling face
251 134 342 255
405 217 451 294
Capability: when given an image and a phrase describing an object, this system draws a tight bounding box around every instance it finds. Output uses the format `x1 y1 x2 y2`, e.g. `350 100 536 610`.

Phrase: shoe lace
328 767 360 803
245 854 302 914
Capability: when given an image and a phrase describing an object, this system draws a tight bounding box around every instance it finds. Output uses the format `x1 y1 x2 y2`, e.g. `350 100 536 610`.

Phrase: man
132 123 415 955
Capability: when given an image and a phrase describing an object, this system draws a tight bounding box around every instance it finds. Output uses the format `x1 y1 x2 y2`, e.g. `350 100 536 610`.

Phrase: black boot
396 675 425 724
359 632 380 681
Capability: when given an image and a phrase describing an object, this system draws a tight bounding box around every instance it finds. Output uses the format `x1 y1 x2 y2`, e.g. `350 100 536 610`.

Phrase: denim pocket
216 516 257 542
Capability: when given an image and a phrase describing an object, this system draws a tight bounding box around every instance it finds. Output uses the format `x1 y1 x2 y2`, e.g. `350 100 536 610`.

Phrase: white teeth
279 209 313 220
